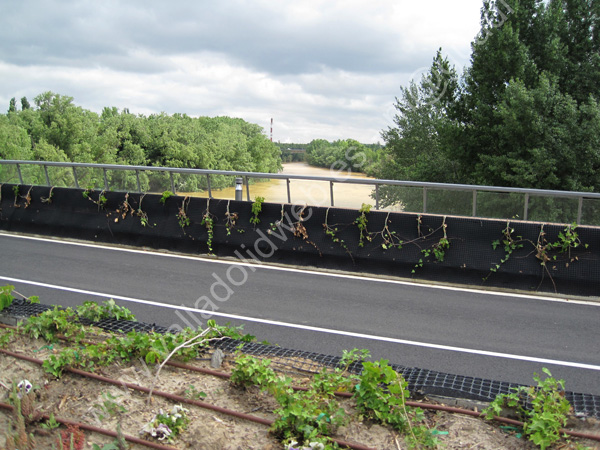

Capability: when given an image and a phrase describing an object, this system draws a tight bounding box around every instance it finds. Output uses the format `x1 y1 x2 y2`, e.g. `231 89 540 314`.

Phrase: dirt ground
1 329 599 450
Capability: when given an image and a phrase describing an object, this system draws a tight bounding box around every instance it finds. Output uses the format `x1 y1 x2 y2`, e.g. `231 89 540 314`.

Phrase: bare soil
1 329 599 450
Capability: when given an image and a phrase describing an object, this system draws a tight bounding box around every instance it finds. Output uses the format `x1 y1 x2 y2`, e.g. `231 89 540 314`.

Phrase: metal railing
2 159 600 225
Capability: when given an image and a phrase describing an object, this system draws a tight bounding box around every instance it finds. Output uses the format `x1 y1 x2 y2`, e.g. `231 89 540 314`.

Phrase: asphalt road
1 232 599 395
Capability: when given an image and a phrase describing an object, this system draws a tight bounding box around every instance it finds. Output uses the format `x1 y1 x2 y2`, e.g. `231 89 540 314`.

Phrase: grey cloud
0 0 434 76
0 0 477 143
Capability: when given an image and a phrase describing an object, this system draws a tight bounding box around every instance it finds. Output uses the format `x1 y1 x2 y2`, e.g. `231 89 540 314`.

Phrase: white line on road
2 275 600 372
1 232 598 306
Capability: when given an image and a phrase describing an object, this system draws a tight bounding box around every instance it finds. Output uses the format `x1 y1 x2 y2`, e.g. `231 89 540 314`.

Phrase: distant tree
0 115 32 160
20 97 30 110
1 91 282 190
8 97 16 113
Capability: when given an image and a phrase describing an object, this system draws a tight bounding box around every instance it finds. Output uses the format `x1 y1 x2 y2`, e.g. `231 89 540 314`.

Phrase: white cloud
0 0 484 143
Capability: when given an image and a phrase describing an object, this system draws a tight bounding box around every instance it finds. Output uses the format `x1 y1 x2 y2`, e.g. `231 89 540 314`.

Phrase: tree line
1 92 281 191
305 139 382 173
373 0 600 220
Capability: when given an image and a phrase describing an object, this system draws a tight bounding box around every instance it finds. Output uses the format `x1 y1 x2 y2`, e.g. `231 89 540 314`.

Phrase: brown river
184 162 399 210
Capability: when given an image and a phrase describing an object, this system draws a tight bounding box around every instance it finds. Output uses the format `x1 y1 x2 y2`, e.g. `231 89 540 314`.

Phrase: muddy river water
186 162 394 210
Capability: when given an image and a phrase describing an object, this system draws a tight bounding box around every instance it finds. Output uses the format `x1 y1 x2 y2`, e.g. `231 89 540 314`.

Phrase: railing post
72 167 79 189
330 180 334 207
16 164 23 185
235 177 243 201
472 190 477 217
423 187 428 213
103 168 109 191
577 197 583 225
206 174 212 198
375 184 380 210
245 176 250 201
523 193 529 221
286 178 291 203
43 165 50 186
169 172 176 194
135 170 141 192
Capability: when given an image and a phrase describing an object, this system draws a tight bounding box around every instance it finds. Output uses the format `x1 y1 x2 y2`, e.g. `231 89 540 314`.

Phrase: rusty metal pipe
0 349 378 450
0 401 178 450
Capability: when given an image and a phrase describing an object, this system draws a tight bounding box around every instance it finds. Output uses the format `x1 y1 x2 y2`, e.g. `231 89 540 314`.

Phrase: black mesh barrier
0 298 169 334
2 184 600 295
1 297 55 316
2 301 599 418
92 318 171 334
216 337 600 419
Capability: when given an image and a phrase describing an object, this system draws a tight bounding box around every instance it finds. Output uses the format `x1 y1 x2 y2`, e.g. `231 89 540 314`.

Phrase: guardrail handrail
2 159 599 223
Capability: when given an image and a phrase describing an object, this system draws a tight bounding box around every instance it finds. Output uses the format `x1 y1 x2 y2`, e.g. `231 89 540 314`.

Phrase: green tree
33 91 102 162
20 96 30 110
0 91 282 191
456 0 600 191
382 0 600 205
378 50 460 183
375 50 461 209
0 115 32 160
8 97 16 113
305 138 378 174
553 0 600 104
475 74 600 191
456 0 541 181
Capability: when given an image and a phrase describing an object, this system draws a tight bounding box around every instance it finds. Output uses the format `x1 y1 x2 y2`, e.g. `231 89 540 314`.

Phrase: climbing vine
114 193 152 227
370 212 404 251
323 207 350 255
486 222 589 291
40 186 55 204
412 216 451 273
290 205 321 256
201 199 215 254
269 204 286 232
355 203 372 247
136 194 151 227
225 200 244 235
177 196 191 230
536 223 587 267
82 187 107 210
159 190 173 205
489 221 524 275
12 185 33 208
250 196 265 227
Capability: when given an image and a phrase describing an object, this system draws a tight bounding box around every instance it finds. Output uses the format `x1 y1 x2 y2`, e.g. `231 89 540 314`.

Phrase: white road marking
1 275 600 372
1 232 598 306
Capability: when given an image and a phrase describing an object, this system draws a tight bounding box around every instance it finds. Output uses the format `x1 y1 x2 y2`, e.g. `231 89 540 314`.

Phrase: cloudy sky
0 0 483 144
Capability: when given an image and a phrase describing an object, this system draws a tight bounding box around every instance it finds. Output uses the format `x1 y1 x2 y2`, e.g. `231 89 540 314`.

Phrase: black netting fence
3 184 600 296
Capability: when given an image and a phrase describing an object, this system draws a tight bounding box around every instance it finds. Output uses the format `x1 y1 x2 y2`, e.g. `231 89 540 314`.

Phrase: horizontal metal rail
2 159 599 224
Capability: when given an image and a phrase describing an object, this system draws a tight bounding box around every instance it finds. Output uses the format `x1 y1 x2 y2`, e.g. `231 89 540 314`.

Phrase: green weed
0 284 15 311
483 368 571 450
76 299 136 322
354 203 372 247
250 196 265 227
159 190 173 204
354 359 439 448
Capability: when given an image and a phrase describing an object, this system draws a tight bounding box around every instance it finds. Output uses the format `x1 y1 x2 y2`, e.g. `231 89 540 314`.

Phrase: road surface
1 232 599 395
